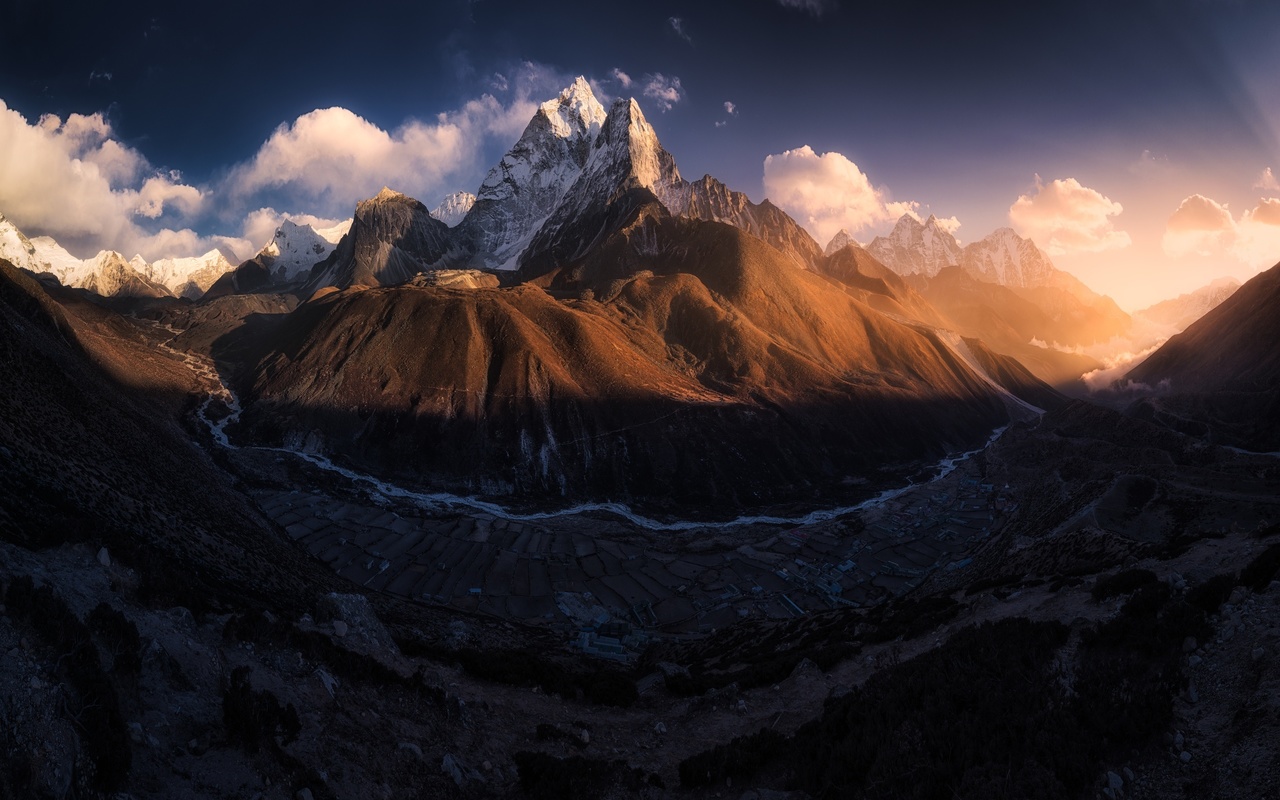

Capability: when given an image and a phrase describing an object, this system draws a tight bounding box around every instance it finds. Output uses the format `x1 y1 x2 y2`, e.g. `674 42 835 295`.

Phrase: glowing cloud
1008 176 1130 255
641 73 684 112
1162 194 1236 257
611 68 632 89
762 145 927 244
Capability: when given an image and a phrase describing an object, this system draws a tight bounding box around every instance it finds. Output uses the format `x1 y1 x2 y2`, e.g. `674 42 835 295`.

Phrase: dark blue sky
2 0 1278 306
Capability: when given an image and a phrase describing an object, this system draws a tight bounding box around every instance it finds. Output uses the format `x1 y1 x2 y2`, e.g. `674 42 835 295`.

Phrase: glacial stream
155 323 1009 531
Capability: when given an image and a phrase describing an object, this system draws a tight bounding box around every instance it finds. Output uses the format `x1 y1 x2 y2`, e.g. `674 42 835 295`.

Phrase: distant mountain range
0 211 349 300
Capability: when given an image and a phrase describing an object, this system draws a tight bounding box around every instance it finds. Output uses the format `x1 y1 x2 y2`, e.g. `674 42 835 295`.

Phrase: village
254 452 1014 661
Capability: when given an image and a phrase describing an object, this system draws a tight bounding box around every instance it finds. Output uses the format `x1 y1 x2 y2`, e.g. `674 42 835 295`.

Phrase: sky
1 0 1279 309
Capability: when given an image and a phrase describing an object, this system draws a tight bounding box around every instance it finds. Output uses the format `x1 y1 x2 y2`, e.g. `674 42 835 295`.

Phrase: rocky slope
1124 261 1280 450
230 205 1051 510
305 188 455 291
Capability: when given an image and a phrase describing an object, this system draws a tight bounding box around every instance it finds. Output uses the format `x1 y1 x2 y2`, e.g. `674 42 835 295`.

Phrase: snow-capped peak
257 219 340 282
0 213 45 273
458 78 613 269
430 191 476 227
959 227 1056 288
824 229 858 256
147 249 237 298
866 213 962 277
540 76 607 140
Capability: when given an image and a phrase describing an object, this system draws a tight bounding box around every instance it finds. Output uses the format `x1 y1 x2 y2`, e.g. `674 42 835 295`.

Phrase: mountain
516 96 684 271
75 251 171 298
29 235 93 286
256 219 342 282
148 249 238 299
1133 277 1240 332
824 228 858 256
0 213 50 274
430 191 476 227
863 214 1131 349
663 174 823 271
906 266 1105 390
865 215 963 277
292 78 823 293
230 200 1054 508
306 188 455 291
455 76 607 269
1123 261 1280 449
960 227 1058 287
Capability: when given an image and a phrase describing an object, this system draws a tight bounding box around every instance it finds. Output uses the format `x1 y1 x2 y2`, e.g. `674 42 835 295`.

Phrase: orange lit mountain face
227 210 1049 508
132 84 1076 511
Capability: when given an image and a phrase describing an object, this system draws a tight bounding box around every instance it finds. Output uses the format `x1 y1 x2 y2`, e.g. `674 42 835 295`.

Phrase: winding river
155 323 1009 530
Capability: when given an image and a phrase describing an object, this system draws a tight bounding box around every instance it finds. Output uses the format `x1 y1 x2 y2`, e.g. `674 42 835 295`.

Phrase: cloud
1256 167 1280 193
762 145 925 244
929 215 962 235
1162 194 1236 257
1161 193 1280 269
668 16 692 43
1008 176 1131 255
0 101 209 259
1081 343 1165 392
1235 198 1280 268
776 0 837 16
222 72 553 218
641 73 684 112
611 68 632 89
136 174 204 219
724 101 737 115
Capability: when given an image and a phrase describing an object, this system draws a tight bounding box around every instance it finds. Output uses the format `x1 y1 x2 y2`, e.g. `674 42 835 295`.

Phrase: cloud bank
0 101 212 259
1008 176 1131 256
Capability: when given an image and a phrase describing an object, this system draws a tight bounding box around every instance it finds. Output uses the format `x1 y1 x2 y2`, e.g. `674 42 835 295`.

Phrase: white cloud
1162 194 1236 257
762 145 925 244
222 76 552 219
668 16 692 43
611 68 632 89
135 174 204 219
0 101 209 259
931 215 962 235
1255 167 1280 193
724 101 737 115
1008 176 1131 255
641 73 684 112
776 0 837 16
1081 343 1165 392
